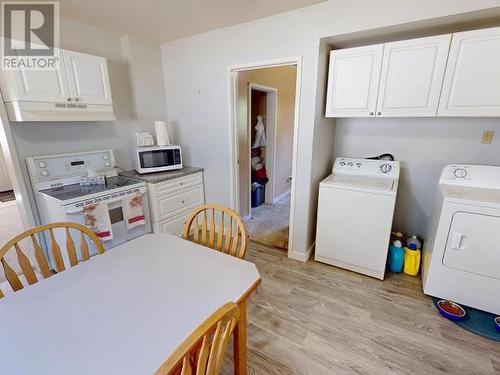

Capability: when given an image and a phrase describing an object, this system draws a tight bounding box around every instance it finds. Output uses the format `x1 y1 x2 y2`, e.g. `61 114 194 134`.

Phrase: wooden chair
155 302 240 375
182 204 249 259
0 222 105 298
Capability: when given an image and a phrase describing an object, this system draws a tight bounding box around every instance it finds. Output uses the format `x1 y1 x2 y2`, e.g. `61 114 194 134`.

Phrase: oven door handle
65 189 147 215
66 207 84 214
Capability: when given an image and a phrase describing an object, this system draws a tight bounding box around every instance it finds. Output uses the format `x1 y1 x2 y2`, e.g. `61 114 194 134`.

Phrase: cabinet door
63 50 112 105
325 44 383 117
376 34 451 117
439 26 500 116
2 49 71 103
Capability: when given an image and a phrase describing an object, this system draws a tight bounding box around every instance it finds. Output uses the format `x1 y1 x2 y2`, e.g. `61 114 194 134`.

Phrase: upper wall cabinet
0 49 71 103
325 44 383 117
0 48 114 121
376 34 451 117
62 50 112 105
438 27 500 116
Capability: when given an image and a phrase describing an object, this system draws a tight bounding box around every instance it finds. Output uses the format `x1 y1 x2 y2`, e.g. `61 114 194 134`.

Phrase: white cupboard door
376 34 451 117
439 26 500 116
325 44 383 117
63 50 112 105
4 49 71 103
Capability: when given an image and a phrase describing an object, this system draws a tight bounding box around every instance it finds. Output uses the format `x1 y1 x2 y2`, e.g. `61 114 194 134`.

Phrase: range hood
4 101 115 122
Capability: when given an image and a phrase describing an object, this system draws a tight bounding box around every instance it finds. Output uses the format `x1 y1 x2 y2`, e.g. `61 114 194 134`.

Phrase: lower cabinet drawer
157 213 189 236
157 185 204 221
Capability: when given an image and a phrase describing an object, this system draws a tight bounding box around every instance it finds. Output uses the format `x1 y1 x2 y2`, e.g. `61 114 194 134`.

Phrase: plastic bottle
403 243 421 276
407 235 422 250
388 240 405 273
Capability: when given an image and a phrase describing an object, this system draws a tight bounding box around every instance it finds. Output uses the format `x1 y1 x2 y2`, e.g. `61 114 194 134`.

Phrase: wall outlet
481 130 494 144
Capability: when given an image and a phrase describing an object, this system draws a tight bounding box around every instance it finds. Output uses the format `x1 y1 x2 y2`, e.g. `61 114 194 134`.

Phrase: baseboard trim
288 242 314 262
273 189 291 204
242 214 252 222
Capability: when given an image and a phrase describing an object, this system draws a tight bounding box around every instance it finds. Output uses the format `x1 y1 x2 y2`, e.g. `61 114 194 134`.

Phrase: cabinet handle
181 200 185 204
369 112 374 116
67 97 71 102
74 98 80 102
377 112 381 115
180 182 183 185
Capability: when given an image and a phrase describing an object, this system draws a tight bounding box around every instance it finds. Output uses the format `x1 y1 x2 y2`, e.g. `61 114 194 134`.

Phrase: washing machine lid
443 211 500 280
322 174 396 193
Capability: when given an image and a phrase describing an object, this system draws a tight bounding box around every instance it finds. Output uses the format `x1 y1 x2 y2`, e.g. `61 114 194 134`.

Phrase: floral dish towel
83 202 113 241
122 193 145 230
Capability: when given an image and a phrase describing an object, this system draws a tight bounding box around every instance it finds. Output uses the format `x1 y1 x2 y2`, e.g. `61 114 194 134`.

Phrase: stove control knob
347 162 354 167
40 169 49 177
103 154 109 160
339 161 346 167
454 168 467 178
380 164 392 174
104 161 111 167
38 161 47 168
356 162 362 168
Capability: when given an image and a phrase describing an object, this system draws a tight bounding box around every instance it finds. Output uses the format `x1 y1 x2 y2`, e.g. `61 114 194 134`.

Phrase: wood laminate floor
222 242 500 375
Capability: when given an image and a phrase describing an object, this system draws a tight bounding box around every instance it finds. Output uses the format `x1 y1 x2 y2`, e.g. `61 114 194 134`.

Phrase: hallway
246 195 290 250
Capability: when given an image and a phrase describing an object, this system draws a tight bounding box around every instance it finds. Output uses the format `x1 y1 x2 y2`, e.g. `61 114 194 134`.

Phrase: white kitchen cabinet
325 44 383 117
0 49 112 106
376 34 451 117
147 172 205 236
439 26 500 116
62 50 112 105
0 49 71 103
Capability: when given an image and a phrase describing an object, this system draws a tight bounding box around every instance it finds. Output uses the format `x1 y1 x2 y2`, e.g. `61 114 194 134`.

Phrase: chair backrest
182 204 249 259
0 222 105 298
155 302 240 375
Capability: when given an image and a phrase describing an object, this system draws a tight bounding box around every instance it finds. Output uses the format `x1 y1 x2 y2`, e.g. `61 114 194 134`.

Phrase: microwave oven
133 145 182 174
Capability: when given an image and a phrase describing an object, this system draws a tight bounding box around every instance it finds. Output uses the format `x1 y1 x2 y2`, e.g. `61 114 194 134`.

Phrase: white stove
27 150 151 269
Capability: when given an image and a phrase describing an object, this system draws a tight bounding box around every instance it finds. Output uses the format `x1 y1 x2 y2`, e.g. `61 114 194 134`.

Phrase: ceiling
60 0 326 42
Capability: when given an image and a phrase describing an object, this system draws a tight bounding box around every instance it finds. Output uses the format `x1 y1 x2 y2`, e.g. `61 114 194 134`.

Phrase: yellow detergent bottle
403 243 421 276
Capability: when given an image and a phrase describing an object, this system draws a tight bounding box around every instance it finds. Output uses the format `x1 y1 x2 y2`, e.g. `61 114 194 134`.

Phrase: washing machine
315 157 400 280
422 164 500 315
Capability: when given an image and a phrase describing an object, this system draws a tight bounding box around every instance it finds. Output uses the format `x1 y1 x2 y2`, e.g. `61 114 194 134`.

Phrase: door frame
227 56 302 257
248 83 277 212
0 92 37 229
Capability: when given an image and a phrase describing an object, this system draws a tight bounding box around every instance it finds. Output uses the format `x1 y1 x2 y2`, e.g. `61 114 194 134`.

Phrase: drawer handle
180 182 184 185
181 200 185 204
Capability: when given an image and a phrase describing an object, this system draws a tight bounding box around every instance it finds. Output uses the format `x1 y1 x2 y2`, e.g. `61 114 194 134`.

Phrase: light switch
481 130 494 144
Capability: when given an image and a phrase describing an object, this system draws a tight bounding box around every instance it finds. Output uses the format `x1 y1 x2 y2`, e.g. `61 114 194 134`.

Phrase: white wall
160 0 500 257
334 117 500 237
8 18 167 222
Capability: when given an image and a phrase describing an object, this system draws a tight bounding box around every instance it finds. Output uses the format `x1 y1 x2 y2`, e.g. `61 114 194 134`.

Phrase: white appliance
315 157 400 279
27 150 151 268
422 164 500 315
133 145 182 174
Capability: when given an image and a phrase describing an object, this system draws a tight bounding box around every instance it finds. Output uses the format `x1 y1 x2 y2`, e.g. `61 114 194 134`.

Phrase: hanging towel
122 193 146 230
83 202 113 241
252 115 266 148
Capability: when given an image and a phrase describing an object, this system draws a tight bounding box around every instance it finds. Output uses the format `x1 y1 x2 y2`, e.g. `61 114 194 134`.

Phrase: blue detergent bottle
388 240 404 273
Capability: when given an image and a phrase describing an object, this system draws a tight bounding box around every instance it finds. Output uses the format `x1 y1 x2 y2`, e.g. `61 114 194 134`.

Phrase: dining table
0 233 261 375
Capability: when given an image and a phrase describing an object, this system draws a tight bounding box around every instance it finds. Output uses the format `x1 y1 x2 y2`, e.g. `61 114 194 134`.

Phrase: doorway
232 64 298 252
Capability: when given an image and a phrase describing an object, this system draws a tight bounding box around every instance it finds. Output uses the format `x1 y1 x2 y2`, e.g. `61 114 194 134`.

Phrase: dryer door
443 211 500 280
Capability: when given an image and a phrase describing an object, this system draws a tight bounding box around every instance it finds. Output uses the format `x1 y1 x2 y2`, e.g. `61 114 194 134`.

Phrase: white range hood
0 48 115 122
5 101 115 122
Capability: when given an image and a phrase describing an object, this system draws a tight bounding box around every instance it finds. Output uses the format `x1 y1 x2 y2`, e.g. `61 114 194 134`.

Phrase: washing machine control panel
334 158 399 178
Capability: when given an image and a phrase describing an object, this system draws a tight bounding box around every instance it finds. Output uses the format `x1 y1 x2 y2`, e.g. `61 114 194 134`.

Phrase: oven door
53 186 151 268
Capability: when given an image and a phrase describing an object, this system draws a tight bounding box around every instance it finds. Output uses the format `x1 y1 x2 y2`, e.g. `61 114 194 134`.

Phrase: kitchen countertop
119 166 204 184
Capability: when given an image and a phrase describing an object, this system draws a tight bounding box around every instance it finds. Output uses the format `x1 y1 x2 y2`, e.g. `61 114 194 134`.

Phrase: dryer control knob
380 164 392 174
454 168 467 178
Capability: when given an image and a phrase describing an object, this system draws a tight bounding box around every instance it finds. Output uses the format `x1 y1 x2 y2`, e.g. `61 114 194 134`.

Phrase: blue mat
432 297 500 342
